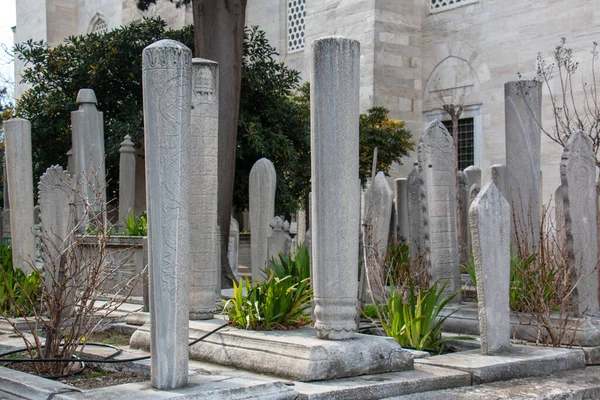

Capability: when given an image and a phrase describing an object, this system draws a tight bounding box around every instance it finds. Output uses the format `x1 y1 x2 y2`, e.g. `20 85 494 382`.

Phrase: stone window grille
91 18 108 35
430 0 478 14
287 0 306 53
443 118 475 171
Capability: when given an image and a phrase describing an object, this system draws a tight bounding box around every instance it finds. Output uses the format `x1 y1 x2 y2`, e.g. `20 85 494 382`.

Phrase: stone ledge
0 365 81 400
415 345 585 384
130 319 414 381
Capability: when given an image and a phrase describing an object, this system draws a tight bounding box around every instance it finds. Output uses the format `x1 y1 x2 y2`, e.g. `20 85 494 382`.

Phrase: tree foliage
15 18 194 199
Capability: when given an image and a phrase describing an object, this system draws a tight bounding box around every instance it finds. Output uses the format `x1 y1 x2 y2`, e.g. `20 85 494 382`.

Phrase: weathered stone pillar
71 89 106 215
311 36 360 340
118 135 136 223
560 130 599 316
505 80 542 249
143 39 191 390
228 217 239 280
407 161 426 260
470 182 511 355
394 178 409 243
4 118 35 273
458 171 471 265
249 158 276 280
189 58 220 320
419 121 460 301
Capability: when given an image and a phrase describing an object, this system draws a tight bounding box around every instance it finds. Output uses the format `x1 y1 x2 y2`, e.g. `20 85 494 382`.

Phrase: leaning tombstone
189 57 220 320
418 120 460 301
143 39 192 390
249 158 276 280
470 181 511 355
267 216 292 272
560 130 599 316
4 118 36 273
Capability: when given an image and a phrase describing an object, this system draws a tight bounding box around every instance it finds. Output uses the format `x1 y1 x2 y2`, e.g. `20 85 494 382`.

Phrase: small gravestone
560 130 599 316
407 161 426 260
490 164 509 202
228 217 239 280
419 120 460 301
249 158 276 281
118 134 136 224
470 182 511 355
464 165 482 190
458 171 471 265
267 216 292 270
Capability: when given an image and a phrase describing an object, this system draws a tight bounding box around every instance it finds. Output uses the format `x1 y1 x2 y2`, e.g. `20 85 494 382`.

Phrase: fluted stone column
505 80 542 249
118 135 136 223
311 36 360 340
4 118 35 273
143 39 192 390
189 58 220 320
249 158 276 280
71 89 106 216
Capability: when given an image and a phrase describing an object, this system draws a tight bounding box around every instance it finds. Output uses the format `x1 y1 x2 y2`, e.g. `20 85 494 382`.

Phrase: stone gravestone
143 39 191 390
228 217 239 280
560 130 599 316
490 164 508 201
407 161 426 260
118 134 136 224
554 185 565 249
189 58 220 320
364 171 393 299
469 181 511 355
38 166 74 290
394 178 409 243
458 171 471 265
4 118 36 273
312 36 360 340
267 216 292 271
71 89 106 219
249 158 276 281
467 183 480 253
418 120 460 301
464 165 482 190
505 80 542 249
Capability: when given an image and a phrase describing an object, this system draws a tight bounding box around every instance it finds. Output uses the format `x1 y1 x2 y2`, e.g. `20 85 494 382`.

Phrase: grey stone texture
469 182 511 355
0 365 80 400
38 166 75 289
394 178 409 243
4 118 36 273
189 58 220 320
418 120 460 301
227 217 239 280
464 165 482 190
554 184 565 249
311 36 360 340
416 346 585 385
407 161 426 260
267 216 292 269
142 39 192 390
249 157 276 281
469 184 480 204
560 130 599 316
490 164 508 201
505 80 542 249
118 134 136 223
71 88 106 215
458 171 470 265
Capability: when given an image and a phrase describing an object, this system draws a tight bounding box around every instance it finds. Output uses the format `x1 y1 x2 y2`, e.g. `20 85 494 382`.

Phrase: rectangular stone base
130 319 414 381
416 345 585 384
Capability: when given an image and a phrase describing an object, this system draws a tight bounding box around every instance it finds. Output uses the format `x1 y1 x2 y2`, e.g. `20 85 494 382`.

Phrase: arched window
88 14 108 35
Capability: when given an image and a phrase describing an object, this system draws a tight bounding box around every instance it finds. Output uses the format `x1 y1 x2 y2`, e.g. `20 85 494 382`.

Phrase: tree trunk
193 0 247 287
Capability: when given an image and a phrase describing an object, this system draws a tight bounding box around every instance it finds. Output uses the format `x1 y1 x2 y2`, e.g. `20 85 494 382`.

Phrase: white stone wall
77 0 121 34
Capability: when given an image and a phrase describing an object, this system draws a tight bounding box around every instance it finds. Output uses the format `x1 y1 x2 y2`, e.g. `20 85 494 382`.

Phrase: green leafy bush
222 270 312 330
123 211 147 236
380 280 458 353
0 244 42 317
268 244 310 282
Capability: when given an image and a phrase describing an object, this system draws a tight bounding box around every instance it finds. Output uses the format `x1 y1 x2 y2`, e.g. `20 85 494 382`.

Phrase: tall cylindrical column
143 39 192 390
4 118 35 273
311 36 360 340
118 134 136 223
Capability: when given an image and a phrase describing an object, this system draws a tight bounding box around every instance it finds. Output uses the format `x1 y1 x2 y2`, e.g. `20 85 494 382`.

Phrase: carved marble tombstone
490 164 509 202
4 118 36 273
311 36 360 340
118 135 136 224
267 216 292 271
418 120 460 301
249 158 276 280
470 182 511 355
189 58 220 320
560 130 599 316
407 161 426 260
143 39 191 390
394 178 409 243
228 217 239 280
458 171 471 265
505 80 542 249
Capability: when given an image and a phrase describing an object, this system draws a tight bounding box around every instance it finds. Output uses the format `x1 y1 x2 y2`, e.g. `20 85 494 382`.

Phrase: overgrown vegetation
0 244 41 317
123 211 147 236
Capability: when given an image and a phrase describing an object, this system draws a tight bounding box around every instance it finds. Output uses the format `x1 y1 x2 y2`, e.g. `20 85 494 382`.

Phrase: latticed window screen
443 118 474 171
92 19 108 35
287 0 306 53
430 0 478 14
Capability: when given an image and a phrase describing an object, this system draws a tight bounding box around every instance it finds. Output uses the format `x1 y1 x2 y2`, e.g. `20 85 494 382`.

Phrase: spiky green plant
0 244 41 317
